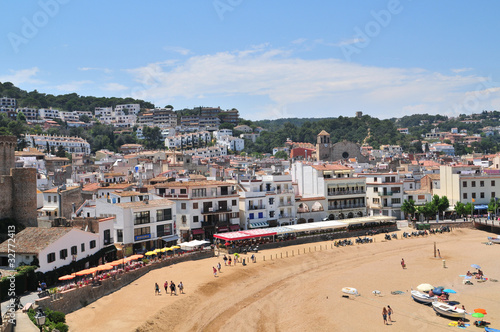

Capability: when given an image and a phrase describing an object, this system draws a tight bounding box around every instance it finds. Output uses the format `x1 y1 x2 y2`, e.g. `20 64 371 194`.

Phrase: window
47 252 56 263
90 240 96 249
71 246 77 255
374 177 377 182
54 195 57 203
492 180 496 186
472 181 476 187
232 199 237 206
48 196 51 203
193 202 198 209
193 216 199 223
117 229 123 242
463 181 467 187
463 193 467 199
258 212 264 218
480 181 484 187
156 209 172 221
480 192 485 198
181 203 186 210
60 249 68 260
373 187 378 192
270 211 275 218
269 197 274 205
472 193 476 199
249 213 254 220
492 192 496 198
81 243 85 252
418 195 425 200
180 189 187 194
134 211 150 225
134 227 150 237
391 198 401 204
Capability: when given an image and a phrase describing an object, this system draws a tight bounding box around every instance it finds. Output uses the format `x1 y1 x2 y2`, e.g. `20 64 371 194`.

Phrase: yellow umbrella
145 251 157 256
165 248 174 251
160 248 168 252
172 246 180 249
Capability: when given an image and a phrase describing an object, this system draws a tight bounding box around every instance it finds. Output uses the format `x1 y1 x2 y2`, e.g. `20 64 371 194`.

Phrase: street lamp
34 308 46 331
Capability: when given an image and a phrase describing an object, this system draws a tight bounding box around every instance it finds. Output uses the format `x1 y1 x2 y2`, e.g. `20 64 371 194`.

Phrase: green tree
488 197 499 217
56 145 66 158
436 195 450 220
417 202 436 222
79 115 91 123
274 150 288 160
401 199 416 221
454 201 467 217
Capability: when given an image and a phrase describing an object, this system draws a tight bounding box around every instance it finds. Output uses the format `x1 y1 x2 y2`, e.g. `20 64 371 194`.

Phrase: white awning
249 221 269 229
41 206 58 212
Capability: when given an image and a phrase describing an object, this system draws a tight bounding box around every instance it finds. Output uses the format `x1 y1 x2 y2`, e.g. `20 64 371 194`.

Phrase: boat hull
432 302 465 319
411 290 437 304
488 237 500 244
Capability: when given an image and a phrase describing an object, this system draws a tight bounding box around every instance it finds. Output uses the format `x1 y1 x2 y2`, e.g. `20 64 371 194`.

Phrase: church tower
316 130 331 161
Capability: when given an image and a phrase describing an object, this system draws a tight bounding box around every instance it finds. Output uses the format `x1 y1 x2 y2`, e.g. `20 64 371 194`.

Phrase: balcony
248 205 266 210
202 207 233 214
327 190 365 196
377 191 399 196
103 237 114 246
278 201 293 207
327 204 366 211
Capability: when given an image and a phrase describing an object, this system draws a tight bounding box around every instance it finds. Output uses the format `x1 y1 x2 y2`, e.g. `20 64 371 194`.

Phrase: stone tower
0 136 16 176
0 135 37 226
316 130 331 161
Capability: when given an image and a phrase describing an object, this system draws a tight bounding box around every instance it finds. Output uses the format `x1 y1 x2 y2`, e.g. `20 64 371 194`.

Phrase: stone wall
35 251 213 314
11 168 37 227
0 176 13 220
0 136 16 176
61 187 84 220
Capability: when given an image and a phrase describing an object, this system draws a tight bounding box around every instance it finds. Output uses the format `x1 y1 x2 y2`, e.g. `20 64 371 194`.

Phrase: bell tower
0 136 16 176
316 130 331 161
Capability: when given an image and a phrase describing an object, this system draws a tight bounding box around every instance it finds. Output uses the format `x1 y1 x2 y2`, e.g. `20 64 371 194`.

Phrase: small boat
342 287 359 296
485 327 500 332
432 301 465 319
411 290 438 304
487 236 500 244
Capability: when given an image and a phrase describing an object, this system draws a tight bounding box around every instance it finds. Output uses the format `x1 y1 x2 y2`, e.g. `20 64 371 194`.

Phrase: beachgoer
251 254 255 263
382 307 388 325
228 257 232 266
217 262 221 273
213 266 217 277
387 305 393 322
466 271 472 276
155 282 160 295
164 281 168 294
401 258 405 269
437 249 441 258
458 319 465 327
178 281 184 294
461 305 466 312
428 290 434 297
170 281 176 295
223 255 228 266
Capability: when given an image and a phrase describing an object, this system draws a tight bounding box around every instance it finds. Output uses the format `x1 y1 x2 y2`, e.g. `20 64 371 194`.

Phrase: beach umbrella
58 274 75 281
75 267 97 276
472 312 485 318
471 264 481 269
417 284 434 292
154 249 162 253
172 246 180 249
109 260 124 266
145 251 156 256
432 288 443 295
160 248 168 252
96 264 113 271
234 253 240 257
474 308 487 315
443 288 456 294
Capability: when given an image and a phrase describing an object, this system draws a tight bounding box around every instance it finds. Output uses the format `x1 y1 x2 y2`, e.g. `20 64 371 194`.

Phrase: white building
0 97 16 108
429 143 455 156
25 134 91 154
0 227 101 273
183 146 227 158
59 111 80 122
39 108 61 120
217 135 245 152
165 131 211 149
357 172 404 219
214 129 233 140
115 104 141 114
17 107 39 121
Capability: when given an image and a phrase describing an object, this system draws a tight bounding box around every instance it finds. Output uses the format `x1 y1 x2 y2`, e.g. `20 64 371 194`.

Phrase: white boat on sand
432 301 465 319
488 236 500 244
411 290 437 304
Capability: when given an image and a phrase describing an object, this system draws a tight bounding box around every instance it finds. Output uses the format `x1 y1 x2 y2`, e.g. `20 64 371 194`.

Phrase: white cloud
102 82 128 92
451 68 473 74
78 67 112 74
337 38 366 46
0 67 44 85
163 46 191 55
124 46 499 120
55 80 93 92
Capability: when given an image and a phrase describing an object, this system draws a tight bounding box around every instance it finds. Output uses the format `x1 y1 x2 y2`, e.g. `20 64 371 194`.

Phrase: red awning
217 227 229 232
229 224 240 231
214 230 277 241
191 228 204 235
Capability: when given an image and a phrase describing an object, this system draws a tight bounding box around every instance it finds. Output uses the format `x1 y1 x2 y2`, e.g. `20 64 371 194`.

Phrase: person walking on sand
217 262 221 273
178 281 184 294
164 280 168 294
213 266 217 277
228 256 232 266
437 249 441 258
223 255 228 266
155 282 160 295
401 258 406 269
387 305 393 323
382 307 388 325
170 281 176 295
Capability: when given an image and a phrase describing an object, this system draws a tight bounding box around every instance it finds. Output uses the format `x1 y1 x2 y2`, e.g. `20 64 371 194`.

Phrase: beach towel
391 291 405 295
490 279 498 282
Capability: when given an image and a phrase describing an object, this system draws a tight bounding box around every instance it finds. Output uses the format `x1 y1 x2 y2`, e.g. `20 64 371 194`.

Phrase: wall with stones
11 168 37 227
0 136 16 176
331 141 368 162
61 187 84 220
0 176 13 220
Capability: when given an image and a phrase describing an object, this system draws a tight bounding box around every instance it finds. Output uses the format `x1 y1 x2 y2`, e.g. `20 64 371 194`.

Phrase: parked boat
488 236 500 244
432 301 466 319
342 287 359 296
411 290 437 304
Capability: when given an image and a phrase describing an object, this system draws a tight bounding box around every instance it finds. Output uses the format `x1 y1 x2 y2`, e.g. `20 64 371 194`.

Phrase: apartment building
237 173 296 229
217 135 245 152
183 146 227 158
17 107 39 121
138 108 177 128
154 180 240 242
218 109 239 124
0 97 16 108
115 104 140 114
39 108 61 120
96 193 177 255
358 172 404 219
95 107 113 117
165 131 211 150
59 111 80 122
25 134 91 154
291 163 367 222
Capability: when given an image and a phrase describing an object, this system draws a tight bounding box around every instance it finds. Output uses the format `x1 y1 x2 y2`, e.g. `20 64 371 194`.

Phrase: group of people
382 306 393 325
154 280 184 295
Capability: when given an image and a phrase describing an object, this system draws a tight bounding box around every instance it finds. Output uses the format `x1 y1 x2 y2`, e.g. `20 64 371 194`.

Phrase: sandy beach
66 227 500 332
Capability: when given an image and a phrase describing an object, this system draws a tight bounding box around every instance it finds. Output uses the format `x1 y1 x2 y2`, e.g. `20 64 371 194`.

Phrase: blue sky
1 0 500 120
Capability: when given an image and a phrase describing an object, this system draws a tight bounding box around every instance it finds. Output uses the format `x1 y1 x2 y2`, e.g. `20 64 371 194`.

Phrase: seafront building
358 172 404 219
